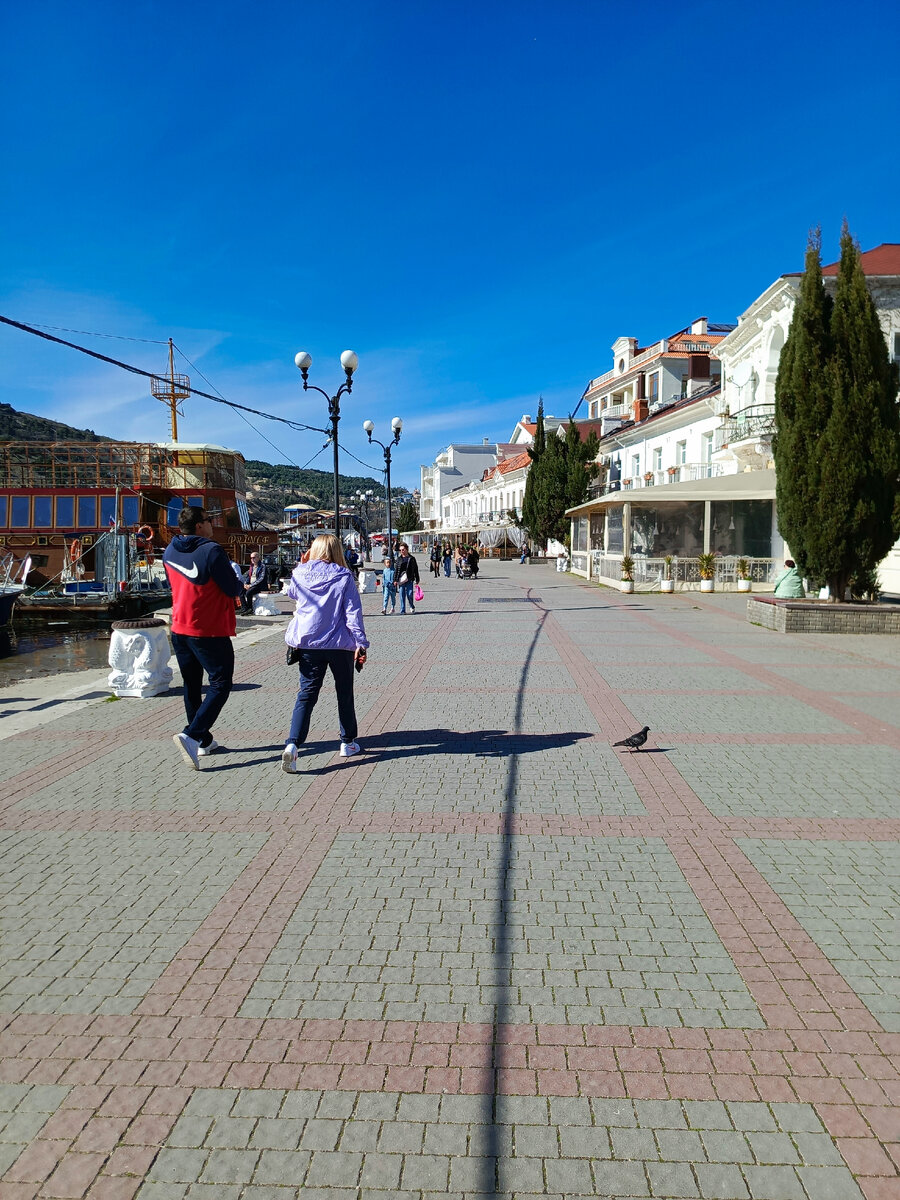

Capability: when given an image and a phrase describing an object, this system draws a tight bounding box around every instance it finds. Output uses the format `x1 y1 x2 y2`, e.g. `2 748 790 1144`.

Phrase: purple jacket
284 560 369 651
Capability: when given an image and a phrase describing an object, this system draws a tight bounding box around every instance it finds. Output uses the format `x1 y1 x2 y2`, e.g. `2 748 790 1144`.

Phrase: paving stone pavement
1 562 898 1199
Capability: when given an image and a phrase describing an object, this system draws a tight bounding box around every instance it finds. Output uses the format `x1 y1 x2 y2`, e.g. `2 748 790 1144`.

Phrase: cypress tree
816 224 900 598
773 229 832 580
775 225 900 598
520 398 547 545
520 400 600 548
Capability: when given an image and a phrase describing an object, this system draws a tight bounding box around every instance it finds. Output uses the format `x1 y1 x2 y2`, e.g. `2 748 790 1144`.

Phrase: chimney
633 398 649 423
483 437 489 444
691 317 708 336
521 414 532 424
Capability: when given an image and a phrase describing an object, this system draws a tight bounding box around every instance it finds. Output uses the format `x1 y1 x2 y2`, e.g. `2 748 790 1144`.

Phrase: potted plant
661 555 675 593
667 466 678 477
620 555 635 593
643 471 654 484
736 557 752 592
697 552 716 592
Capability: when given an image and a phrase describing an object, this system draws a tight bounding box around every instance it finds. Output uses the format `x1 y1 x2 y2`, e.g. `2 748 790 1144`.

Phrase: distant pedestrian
520 543 530 565
430 543 442 577
281 535 369 773
442 543 452 577
164 506 243 769
381 556 396 614
395 543 420 613
467 544 480 579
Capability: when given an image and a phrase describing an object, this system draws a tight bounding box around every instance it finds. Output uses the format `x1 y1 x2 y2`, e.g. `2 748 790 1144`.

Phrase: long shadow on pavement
482 608 551 1195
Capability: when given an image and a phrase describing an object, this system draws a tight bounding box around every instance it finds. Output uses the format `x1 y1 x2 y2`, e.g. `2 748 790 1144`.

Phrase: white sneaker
340 741 361 758
173 732 200 771
281 744 298 774
197 738 219 757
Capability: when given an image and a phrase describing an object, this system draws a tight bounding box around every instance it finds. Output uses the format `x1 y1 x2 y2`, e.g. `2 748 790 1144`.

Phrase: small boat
0 553 30 627
13 531 171 623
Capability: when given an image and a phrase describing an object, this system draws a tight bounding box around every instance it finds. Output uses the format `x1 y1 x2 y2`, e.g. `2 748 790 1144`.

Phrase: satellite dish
732 360 753 387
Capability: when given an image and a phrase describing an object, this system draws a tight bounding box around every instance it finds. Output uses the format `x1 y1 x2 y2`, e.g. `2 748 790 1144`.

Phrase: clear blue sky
2 0 896 491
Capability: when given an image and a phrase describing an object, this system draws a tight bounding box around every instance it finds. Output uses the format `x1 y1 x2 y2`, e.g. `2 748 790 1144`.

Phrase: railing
586 340 667 392
715 406 775 452
588 553 778 588
620 464 722 489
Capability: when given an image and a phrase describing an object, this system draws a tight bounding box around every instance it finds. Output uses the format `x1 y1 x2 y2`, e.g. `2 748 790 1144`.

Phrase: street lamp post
294 350 359 540
363 417 402 557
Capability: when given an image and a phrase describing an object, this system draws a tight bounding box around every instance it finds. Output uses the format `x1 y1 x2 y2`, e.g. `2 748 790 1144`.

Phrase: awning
567 470 776 515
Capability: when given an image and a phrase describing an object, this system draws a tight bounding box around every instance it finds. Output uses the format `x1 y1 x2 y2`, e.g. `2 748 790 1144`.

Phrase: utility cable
172 342 309 470
24 323 169 344
0 315 328 435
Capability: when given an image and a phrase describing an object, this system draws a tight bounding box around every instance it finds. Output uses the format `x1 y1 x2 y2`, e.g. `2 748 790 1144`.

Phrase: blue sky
2 0 897 491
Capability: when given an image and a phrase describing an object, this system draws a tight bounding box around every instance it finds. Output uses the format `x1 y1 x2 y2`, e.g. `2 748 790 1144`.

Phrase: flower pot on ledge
620 580 634 593
700 579 715 592
737 578 752 593
660 579 675 593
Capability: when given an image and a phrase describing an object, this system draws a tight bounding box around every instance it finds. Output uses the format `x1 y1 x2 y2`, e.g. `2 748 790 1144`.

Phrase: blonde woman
281 535 369 773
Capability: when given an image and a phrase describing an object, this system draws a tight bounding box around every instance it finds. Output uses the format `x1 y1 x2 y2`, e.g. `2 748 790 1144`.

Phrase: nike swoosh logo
167 561 200 579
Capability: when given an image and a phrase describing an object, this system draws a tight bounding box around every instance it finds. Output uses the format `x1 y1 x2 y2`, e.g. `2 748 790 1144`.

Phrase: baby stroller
457 558 473 579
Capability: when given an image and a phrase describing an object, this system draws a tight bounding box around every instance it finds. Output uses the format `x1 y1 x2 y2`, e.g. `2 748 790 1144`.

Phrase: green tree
519 399 599 548
773 229 833 579
396 501 419 533
816 225 900 598
775 225 900 599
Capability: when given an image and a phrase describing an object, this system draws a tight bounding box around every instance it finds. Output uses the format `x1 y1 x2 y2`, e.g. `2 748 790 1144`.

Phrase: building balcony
715 406 775 451
714 406 775 467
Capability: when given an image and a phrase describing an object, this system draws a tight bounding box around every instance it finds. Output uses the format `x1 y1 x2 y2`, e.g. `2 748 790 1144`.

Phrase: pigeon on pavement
613 726 650 751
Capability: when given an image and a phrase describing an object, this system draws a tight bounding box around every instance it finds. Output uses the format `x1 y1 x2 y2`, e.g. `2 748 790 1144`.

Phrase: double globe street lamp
294 349 358 540
363 417 402 557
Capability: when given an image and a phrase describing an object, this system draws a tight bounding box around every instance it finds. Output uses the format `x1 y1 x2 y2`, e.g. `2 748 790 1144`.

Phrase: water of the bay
0 624 113 688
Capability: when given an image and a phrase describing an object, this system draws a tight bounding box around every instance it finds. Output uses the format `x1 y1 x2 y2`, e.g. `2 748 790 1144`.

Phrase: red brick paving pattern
1 571 898 1197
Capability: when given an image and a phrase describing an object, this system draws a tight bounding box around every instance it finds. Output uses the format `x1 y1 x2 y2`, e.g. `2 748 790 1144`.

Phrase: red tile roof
785 243 900 278
822 243 900 276
495 451 531 475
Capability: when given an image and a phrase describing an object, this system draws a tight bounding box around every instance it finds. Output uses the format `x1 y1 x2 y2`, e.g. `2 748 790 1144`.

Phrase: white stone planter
700 579 715 593
737 578 752 593
620 580 634 593
660 579 675 593
108 618 173 698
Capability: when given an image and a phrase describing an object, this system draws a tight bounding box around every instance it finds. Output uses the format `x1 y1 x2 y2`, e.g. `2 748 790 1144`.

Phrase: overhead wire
172 342 310 471
0 315 328 435
22 324 169 344
2 312 391 487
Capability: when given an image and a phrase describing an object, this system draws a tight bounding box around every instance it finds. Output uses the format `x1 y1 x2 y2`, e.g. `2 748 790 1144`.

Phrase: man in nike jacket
163 506 244 769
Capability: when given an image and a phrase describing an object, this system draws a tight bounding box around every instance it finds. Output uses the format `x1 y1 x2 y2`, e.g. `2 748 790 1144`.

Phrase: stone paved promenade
1 562 898 1200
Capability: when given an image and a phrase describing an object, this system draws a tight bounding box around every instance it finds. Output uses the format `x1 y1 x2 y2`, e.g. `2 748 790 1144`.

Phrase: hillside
0 403 390 528
0 402 113 443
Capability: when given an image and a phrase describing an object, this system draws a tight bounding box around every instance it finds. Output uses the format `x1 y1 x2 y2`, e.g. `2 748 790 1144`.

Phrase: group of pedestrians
164 511 369 774
163 513 492 776
380 542 420 614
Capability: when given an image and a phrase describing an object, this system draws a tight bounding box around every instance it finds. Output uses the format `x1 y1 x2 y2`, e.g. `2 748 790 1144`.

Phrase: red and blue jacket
163 534 244 637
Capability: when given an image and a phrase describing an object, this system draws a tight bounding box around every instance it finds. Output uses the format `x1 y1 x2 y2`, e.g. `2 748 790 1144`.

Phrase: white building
442 450 531 531
568 246 900 593
419 441 516 531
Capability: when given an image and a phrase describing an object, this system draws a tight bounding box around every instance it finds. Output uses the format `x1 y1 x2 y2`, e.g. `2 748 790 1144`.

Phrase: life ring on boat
69 539 82 562
136 525 154 545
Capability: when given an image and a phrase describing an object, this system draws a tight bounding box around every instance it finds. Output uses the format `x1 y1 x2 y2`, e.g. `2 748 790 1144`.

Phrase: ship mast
150 339 190 441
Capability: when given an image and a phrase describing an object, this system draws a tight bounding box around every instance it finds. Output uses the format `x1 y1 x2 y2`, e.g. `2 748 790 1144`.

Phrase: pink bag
414 583 424 602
